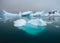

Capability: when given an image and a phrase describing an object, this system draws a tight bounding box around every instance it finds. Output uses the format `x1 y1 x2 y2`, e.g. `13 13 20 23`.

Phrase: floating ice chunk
14 19 27 27
54 12 60 16
3 10 20 21
28 19 40 26
39 19 47 26
55 25 60 28
3 10 19 17
22 11 32 19
14 18 46 35
36 11 44 14
46 21 53 24
28 18 47 26
22 11 32 17
22 11 32 15
50 12 60 16
35 11 50 17
34 11 43 15
30 11 45 17
44 13 49 16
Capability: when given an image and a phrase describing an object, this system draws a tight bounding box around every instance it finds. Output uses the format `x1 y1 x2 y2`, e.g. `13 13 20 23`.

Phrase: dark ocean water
0 22 60 43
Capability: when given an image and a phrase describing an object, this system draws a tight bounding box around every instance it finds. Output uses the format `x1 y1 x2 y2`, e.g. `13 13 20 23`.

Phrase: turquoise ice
14 19 46 35
17 23 46 35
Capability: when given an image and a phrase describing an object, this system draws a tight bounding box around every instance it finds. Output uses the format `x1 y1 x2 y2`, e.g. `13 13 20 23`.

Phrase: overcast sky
0 0 60 13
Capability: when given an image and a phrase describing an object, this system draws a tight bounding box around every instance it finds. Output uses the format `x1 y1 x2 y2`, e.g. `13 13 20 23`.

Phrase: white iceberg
22 11 32 19
22 11 32 15
30 11 45 17
43 13 49 16
14 19 27 27
28 18 47 26
28 19 40 26
39 19 47 26
3 10 20 21
49 11 60 16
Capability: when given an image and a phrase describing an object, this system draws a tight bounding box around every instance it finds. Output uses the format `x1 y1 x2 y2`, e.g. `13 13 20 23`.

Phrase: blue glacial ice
14 18 47 35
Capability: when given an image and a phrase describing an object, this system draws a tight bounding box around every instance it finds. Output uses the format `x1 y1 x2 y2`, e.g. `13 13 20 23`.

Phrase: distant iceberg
22 11 32 19
22 11 32 15
30 11 45 17
2 10 20 22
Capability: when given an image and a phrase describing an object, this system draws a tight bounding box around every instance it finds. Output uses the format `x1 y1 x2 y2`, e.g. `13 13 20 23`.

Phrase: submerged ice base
18 23 46 35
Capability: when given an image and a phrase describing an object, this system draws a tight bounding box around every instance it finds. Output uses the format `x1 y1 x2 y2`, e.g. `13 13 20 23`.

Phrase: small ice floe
28 18 47 26
30 11 45 17
44 13 49 16
13 18 46 35
34 11 44 16
55 25 60 28
22 11 32 15
39 19 47 26
22 11 32 16
14 19 27 27
46 21 53 24
50 11 60 16
22 11 32 19
28 19 40 26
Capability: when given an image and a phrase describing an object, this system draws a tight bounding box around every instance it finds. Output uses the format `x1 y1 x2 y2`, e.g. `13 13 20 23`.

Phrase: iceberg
22 11 32 19
23 18 46 35
14 19 27 27
28 18 47 26
13 11 47 35
22 11 32 15
3 10 20 22
30 11 45 17
14 18 46 35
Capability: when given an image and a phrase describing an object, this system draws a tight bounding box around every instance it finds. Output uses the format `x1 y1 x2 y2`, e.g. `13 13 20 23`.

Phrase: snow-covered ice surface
14 19 27 27
22 11 32 15
28 18 47 26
